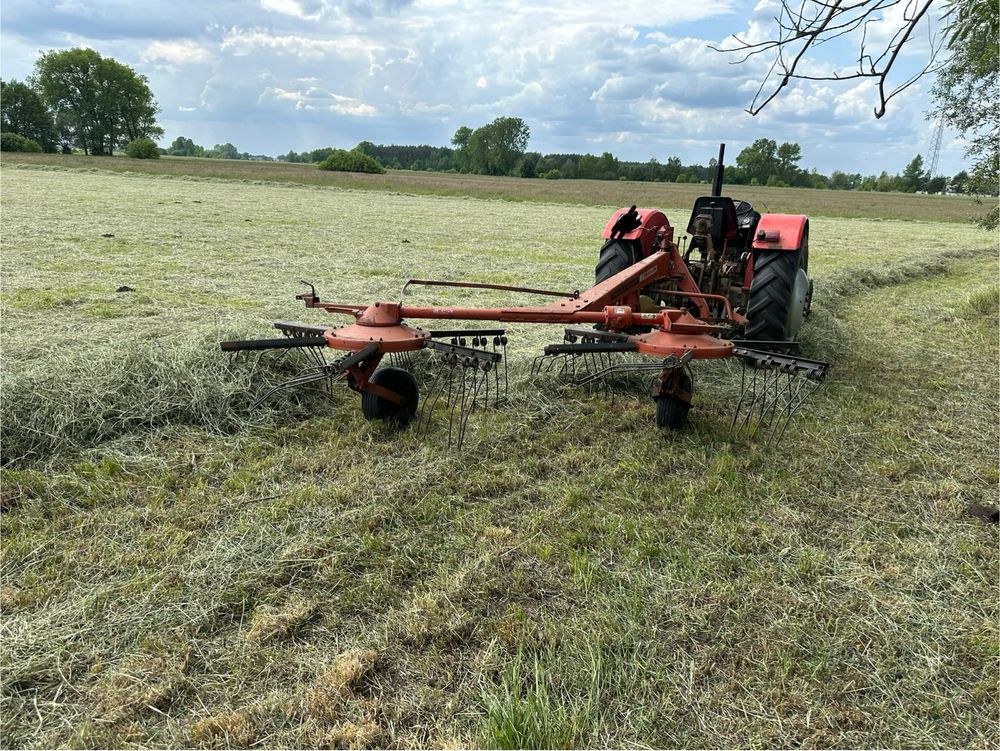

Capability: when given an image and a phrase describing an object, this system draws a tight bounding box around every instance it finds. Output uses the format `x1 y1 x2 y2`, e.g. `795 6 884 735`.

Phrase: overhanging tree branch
711 0 946 118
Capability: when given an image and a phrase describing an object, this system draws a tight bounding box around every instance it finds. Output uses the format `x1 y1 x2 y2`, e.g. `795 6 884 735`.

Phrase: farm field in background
1 166 997 748
2 152 991 224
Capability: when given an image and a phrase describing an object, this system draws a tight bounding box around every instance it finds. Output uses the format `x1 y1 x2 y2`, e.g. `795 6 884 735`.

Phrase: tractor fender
602 208 673 257
751 214 808 252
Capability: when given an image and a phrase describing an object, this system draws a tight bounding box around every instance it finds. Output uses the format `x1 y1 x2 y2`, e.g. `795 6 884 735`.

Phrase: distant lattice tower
927 117 944 177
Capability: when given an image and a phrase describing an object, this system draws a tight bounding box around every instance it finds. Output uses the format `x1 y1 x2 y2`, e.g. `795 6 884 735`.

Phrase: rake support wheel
655 369 692 430
361 367 419 425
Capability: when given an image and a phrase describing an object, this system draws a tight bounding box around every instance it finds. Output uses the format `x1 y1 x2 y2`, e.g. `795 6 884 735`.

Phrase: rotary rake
221 145 829 447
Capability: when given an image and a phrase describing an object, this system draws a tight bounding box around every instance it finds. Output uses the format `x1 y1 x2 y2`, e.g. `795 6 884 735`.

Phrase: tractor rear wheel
746 230 810 342
595 239 641 284
361 367 419 425
655 370 692 430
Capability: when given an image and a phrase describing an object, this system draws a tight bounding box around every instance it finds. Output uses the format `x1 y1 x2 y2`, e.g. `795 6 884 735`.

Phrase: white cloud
260 0 326 21
143 40 212 65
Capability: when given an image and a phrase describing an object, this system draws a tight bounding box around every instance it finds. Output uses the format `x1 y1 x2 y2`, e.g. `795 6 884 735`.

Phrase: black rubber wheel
746 226 810 342
655 370 692 430
360 367 418 425
595 239 641 284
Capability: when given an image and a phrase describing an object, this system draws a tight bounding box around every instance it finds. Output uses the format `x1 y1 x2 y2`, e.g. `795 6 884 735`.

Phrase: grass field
1 164 997 748
3 153 992 224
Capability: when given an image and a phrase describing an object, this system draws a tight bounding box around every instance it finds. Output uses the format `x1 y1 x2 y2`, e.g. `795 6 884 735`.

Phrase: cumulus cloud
0 0 964 174
143 40 213 65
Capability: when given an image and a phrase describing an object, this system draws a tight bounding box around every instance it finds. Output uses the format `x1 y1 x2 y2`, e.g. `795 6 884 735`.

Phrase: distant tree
465 117 530 175
125 137 160 159
317 148 384 173
308 147 335 163
736 138 779 184
207 143 239 159
664 156 682 182
0 132 43 152
33 48 162 155
900 154 928 192
776 142 802 184
949 170 970 193
451 126 473 172
0 80 57 152
519 151 541 178
451 126 472 149
925 175 948 193
167 136 205 157
829 170 861 190
874 171 897 192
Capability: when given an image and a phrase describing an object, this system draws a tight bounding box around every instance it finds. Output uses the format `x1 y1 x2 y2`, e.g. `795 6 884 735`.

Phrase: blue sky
0 0 971 176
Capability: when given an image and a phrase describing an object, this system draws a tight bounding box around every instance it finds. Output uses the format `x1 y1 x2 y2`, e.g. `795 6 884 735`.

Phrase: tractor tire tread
746 251 799 342
595 239 639 284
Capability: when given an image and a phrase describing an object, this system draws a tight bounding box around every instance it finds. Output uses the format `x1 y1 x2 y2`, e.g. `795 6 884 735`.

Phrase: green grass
1 166 997 748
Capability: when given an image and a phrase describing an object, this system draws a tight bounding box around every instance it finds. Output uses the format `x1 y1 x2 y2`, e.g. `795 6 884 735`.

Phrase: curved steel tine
417 358 449 436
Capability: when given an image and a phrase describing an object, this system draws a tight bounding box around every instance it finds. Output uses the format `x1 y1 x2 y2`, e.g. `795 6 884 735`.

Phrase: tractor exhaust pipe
711 143 725 197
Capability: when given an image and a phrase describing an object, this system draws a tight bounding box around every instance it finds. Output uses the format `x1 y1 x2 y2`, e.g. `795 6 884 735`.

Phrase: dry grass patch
305 648 379 717
245 595 319 643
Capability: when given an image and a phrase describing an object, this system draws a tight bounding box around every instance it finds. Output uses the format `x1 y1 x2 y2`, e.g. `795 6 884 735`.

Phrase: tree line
268 126 989 195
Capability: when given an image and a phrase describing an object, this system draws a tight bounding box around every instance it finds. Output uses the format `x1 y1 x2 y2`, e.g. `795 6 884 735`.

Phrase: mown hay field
1 164 997 748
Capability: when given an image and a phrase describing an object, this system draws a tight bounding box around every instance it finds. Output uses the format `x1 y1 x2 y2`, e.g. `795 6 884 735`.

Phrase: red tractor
594 144 812 345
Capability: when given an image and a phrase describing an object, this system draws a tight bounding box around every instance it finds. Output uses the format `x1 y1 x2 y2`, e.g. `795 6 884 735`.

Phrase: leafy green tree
736 138 778 184
829 170 862 190
0 80 57 152
464 117 530 176
519 152 541 178
451 126 473 172
933 0 998 227
125 137 160 158
900 154 928 192
167 136 205 157
776 142 802 184
0 132 43 152
32 48 161 155
925 175 948 193
949 170 970 193
664 156 682 182
207 143 239 159
308 147 335 163
317 149 384 173
451 126 472 148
